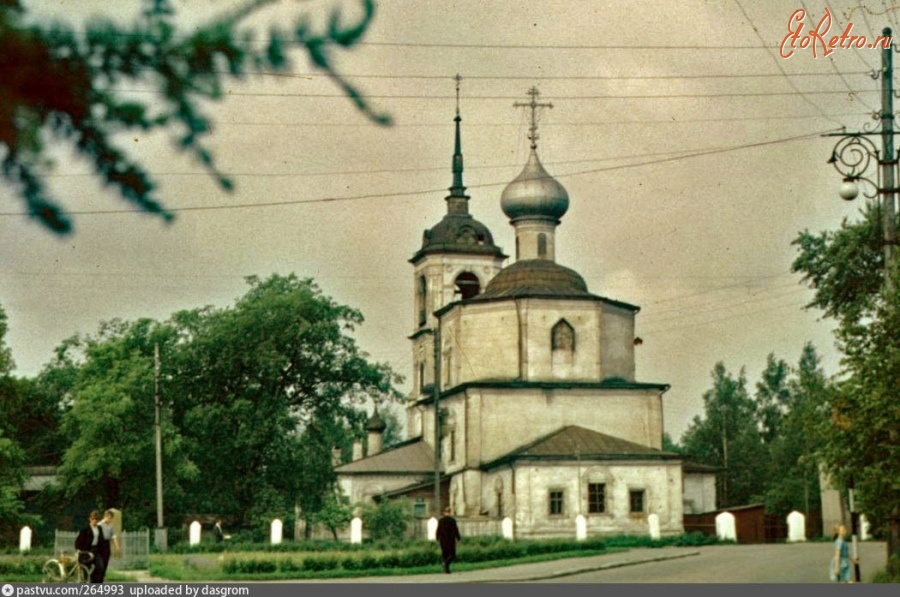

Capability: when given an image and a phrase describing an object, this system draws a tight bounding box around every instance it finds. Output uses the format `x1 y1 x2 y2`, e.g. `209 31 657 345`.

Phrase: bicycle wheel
42 560 64 582
73 564 91 583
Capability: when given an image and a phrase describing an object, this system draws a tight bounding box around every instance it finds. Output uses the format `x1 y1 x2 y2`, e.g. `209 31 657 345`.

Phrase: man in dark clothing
214 518 225 543
435 507 461 573
74 510 105 583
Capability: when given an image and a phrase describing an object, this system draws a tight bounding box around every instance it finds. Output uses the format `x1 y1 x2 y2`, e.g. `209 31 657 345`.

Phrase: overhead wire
802 0 878 112
732 0 845 127
0 129 835 217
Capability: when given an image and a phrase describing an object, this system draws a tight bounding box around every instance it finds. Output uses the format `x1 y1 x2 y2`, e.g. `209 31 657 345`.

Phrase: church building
335 87 700 538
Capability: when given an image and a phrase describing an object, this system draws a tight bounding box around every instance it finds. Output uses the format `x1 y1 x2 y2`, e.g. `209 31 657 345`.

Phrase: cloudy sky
1 0 890 439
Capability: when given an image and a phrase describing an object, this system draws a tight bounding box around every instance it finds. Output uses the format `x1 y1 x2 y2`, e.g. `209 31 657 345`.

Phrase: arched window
552 319 575 351
538 233 548 258
417 275 427 326
454 272 480 300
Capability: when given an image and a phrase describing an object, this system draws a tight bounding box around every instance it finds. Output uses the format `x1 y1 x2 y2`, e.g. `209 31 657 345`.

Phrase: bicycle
42 550 94 583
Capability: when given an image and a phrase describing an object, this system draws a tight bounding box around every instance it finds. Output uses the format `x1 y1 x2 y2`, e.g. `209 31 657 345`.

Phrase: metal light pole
828 27 898 287
826 26 899 583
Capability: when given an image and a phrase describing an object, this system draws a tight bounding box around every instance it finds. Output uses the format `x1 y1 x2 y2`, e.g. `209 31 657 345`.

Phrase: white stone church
335 89 715 538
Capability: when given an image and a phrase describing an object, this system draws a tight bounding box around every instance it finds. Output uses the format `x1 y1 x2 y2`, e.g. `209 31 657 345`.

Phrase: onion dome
366 408 387 433
501 149 569 223
477 259 591 299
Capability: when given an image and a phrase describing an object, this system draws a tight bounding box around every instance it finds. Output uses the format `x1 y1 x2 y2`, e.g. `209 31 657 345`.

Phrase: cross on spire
455 73 462 117
514 86 553 150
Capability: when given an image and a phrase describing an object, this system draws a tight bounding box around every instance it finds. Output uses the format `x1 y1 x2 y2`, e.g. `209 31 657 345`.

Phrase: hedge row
221 538 607 575
0 557 44 576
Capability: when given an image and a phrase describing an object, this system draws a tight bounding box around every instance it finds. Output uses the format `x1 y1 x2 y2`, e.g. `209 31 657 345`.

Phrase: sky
1 0 890 440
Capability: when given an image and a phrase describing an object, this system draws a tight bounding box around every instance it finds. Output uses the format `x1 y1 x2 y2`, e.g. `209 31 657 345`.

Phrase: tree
762 343 830 517
681 362 768 508
0 302 41 540
662 432 682 454
54 318 197 526
754 353 791 444
166 274 401 526
309 491 353 541
0 428 40 543
0 376 65 466
1 0 390 234
364 498 413 543
793 204 900 561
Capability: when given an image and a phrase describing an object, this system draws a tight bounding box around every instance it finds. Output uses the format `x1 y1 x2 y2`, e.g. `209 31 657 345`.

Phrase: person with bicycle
74 510 105 583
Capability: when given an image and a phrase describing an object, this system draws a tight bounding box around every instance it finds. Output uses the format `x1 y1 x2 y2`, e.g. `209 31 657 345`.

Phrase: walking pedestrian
435 506 461 574
831 524 854 582
97 509 121 579
74 510 105 583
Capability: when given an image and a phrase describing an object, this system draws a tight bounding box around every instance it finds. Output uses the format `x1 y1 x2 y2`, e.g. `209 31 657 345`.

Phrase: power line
136 89 873 100
732 0 844 127
254 70 873 82
801 0 877 113
0 129 833 218
32 143 817 180
355 40 770 50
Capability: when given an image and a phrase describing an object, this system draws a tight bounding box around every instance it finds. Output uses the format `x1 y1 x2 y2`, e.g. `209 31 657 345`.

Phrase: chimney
352 439 363 461
331 447 343 467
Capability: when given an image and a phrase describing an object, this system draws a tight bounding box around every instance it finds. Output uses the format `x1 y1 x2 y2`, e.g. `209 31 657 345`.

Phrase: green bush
363 499 413 543
0 557 43 576
302 555 339 571
397 547 436 568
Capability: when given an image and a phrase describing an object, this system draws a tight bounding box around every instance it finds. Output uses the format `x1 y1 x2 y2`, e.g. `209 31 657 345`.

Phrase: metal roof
335 437 440 475
481 425 681 471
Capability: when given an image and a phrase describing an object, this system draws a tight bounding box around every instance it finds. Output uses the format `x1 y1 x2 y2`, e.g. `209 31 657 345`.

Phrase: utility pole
433 323 442 517
880 27 897 290
154 342 166 551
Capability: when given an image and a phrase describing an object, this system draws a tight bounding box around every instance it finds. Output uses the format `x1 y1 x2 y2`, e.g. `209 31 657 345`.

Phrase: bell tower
407 76 506 421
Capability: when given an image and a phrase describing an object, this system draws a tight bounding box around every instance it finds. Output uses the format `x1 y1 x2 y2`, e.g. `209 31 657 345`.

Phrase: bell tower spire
447 74 469 214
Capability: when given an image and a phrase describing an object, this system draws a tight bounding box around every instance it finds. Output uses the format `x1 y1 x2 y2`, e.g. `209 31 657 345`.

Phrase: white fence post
271 518 283 545
350 517 363 544
787 511 806 542
575 514 587 541
189 520 202 546
715 511 737 542
501 517 514 540
19 526 32 553
648 513 661 540
426 516 438 541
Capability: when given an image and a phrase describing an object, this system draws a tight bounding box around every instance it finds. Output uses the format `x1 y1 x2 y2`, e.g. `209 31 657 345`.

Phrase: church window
449 430 456 462
588 483 606 514
454 272 480 300
538 233 547 258
417 276 427 327
548 489 565 516
551 319 575 351
629 489 645 514
413 499 428 518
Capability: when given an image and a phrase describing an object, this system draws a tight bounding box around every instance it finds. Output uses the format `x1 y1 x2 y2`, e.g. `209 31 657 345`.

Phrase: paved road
530 542 888 583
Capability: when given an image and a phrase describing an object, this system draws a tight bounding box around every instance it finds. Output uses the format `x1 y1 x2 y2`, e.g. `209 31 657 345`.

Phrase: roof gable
481 425 680 470
335 437 438 475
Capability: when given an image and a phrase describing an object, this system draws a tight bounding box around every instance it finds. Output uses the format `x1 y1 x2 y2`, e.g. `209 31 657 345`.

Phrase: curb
474 550 702 583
